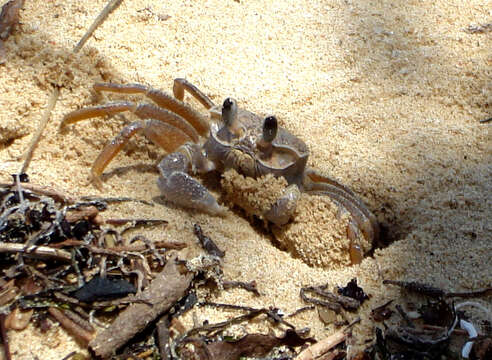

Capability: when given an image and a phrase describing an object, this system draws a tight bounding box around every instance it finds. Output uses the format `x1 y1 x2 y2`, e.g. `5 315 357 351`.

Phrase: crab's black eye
223 98 234 109
222 98 238 128
262 116 278 143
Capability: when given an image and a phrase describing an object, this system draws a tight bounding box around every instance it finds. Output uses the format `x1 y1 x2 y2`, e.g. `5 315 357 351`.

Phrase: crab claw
264 184 300 226
157 149 227 216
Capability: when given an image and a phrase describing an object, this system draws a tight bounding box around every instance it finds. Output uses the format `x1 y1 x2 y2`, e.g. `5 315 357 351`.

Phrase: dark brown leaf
338 278 368 303
200 329 315 360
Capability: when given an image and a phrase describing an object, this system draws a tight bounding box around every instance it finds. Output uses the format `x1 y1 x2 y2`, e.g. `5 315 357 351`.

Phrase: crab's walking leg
92 83 210 136
89 120 193 187
62 102 200 143
172 78 215 110
304 169 379 244
157 146 226 216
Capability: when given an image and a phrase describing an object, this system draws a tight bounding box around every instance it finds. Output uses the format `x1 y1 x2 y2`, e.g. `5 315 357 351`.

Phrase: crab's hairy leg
303 169 379 244
173 78 215 110
90 121 143 187
90 120 193 186
62 102 133 125
132 103 200 142
142 120 195 153
305 170 357 197
157 146 226 215
62 102 200 143
93 83 210 136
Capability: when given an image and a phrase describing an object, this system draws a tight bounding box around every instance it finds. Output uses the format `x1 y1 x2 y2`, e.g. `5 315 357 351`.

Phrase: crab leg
62 102 200 143
93 83 210 136
157 146 226 215
90 120 193 187
172 78 216 110
303 169 379 244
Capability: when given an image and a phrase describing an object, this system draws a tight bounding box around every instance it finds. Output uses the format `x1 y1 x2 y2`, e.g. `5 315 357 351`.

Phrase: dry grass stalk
48 307 94 345
89 258 193 359
0 242 72 261
295 330 347 360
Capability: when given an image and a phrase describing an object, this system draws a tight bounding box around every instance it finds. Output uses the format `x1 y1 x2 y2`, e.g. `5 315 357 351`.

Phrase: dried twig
82 196 154 206
295 318 359 360
295 330 346 360
156 317 172 360
7 182 76 203
89 258 193 359
60 351 77 360
20 87 60 173
65 206 99 223
0 242 72 261
48 307 94 345
194 224 225 258
287 305 316 318
383 279 492 298
0 314 12 360
383 279 445 298
223 280 260 296
73 0 123 52
301 284 360 313
198 301 296 329
20 0 124 173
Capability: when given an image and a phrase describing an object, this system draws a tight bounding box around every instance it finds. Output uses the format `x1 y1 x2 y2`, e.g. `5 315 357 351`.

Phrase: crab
62 78 379 264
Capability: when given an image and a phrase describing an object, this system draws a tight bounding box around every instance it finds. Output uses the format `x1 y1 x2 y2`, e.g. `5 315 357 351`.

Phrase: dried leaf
187 329 315 360
72 276 136 303
338 278 368 303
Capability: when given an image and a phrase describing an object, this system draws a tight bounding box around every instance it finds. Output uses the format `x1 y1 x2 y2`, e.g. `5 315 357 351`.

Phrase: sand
0 0 490 358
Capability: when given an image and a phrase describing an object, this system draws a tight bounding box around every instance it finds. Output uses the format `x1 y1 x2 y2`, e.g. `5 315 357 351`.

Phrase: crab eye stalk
222 97 238 130
262 116 278 143
257 115 277 158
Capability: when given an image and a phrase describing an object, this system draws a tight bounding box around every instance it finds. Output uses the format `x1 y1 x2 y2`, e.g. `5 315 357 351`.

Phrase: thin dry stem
0 242 72 261
295 330 347 360
20 0 124 173
48 307 94 345
89 258 193 358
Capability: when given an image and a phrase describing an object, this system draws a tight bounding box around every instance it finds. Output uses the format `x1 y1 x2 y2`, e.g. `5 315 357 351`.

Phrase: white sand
0 0 490 358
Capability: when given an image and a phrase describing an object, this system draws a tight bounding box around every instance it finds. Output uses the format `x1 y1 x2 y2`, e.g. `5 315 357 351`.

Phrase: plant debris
371 300 394 322
223 279 260 296
89 258 194 358
301 280 363 313
194 223 225 258
337 278 369 304
179 329 314 360
72 276 136 303
0 179 175 358
383 279 492 298
465 22 492 34
0 0 24 64
372 279 492 359
296 318 360 360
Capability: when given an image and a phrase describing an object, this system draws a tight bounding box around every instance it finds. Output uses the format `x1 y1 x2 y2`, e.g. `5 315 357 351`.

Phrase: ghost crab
62 78 379 264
